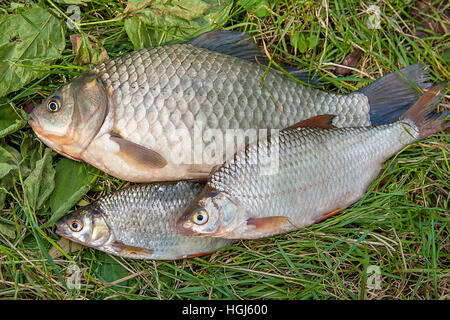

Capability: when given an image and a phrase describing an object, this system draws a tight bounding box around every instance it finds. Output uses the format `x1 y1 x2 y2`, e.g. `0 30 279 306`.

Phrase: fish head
55 205 112 248
177 188 246 238
29 72 108 161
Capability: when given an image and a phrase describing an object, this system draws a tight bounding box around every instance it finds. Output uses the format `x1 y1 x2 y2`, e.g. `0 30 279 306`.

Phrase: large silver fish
29 31 430 182
55 181 235 260
176 83 448 239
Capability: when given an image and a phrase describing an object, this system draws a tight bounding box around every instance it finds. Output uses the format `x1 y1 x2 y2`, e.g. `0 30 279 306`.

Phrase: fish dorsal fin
110 134 167 169
187 30 264 63
285 115 336 130
187 31 320 85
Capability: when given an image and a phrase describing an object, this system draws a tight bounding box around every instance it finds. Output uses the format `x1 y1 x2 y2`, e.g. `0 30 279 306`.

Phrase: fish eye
192 210 208 225
69 219 83 232
47 98 61 112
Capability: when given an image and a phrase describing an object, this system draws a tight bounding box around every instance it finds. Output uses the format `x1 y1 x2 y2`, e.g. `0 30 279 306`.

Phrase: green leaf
23 148 55 212
0 105 29 138
290 32 308 54
124 16 154 50
0 163 17 179
0 220 15 239
0 144 22 164
47 158 97 225
124 0 233 48
0 7 65 97
95 253 130 286
238 0 270 18
442 48 450 63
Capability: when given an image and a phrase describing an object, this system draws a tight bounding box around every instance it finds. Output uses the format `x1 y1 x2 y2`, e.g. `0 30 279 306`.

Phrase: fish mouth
54 221 67 237
28 116 83 162
28 112 47 141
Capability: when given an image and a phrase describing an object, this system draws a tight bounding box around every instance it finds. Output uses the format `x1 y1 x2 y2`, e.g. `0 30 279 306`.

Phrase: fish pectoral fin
110 135 167 169
285 115 337 130
111 241 153 256
246 216 289 233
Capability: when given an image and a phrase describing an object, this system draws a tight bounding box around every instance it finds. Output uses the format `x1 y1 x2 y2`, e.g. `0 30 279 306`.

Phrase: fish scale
95 44 369 156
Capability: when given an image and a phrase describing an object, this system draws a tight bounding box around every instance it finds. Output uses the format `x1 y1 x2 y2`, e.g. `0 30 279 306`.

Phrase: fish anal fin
185 251 215 259
246 216 289 233
111 241 153 256
110 134 167 169
286 115 336 130
313 208 344 224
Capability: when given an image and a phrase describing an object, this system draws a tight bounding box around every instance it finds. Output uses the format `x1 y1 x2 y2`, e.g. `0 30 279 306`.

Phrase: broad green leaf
23 148 55 212
238 0 270 17
0 220 15 239
442 48 450 63
124 0 233 49
0 144 21 165
0 7 65 97
124 16 154 50
0 105 29 138
48 158 97 225
95 253 130 286
0 163 17 179
0 143 22 178
0 175 14 211
290 32 308 54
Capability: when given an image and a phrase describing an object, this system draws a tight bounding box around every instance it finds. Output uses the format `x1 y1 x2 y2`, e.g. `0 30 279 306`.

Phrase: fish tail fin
358 64 431 125
400 82 448 139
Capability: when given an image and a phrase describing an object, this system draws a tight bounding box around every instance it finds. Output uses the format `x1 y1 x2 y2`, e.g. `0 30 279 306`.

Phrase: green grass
0 0 449 300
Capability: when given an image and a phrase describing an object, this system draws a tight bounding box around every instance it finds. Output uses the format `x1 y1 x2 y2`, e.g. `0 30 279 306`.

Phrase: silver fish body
55 181 235 260
29 31 430 182
176 84 448 239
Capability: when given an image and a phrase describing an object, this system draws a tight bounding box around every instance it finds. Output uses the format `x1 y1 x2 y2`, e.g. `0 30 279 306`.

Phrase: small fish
55 181 235 260
29 31 430 182
176 83 448 239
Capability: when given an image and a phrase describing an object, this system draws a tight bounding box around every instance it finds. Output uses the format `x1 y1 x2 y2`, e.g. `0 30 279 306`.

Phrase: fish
54 181 235 260
176 83 448 239
29 30 431 182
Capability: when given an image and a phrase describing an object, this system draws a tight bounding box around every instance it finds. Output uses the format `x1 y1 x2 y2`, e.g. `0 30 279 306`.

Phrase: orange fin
313 208 344 224
246 216 289 232
399 82 448 139
185 251 215 259
111 241 153 256
285 115 336 130
110 134 167 169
